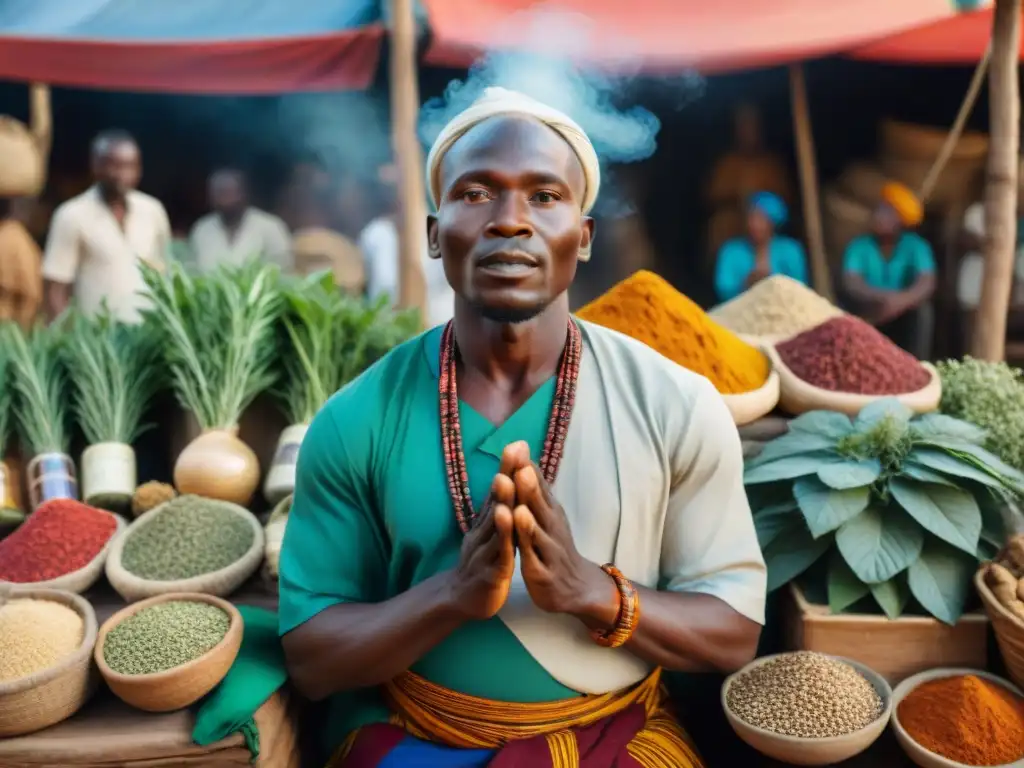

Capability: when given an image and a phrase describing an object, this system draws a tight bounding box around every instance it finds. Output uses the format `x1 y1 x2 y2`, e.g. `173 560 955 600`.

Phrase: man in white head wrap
277 87 765 768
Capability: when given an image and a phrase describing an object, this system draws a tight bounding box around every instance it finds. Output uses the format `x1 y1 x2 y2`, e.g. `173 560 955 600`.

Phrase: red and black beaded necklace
439 318 582 534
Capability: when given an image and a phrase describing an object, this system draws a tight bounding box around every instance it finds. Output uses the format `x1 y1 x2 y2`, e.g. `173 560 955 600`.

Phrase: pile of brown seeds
726 652 883 738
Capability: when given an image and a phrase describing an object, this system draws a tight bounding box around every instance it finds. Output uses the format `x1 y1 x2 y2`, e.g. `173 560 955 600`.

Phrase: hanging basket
25 452 78 511
0 587 99 737
769 347 942 417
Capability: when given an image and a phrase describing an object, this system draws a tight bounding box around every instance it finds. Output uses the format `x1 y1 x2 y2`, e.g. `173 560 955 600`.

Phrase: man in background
842 181 936 358
42 130 170 323
190 168 293 273
0 197 42 328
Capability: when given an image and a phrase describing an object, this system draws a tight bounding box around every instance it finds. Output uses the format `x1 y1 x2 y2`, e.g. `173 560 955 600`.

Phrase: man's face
872 202 901 240
428 116 593 324
93 140 141 197
209 172 246 218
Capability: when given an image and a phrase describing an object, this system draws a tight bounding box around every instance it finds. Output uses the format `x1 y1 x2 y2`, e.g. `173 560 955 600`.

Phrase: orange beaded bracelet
590 564 640 648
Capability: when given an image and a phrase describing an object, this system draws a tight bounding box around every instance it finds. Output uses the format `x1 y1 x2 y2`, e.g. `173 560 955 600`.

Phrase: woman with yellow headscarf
841 181 936 358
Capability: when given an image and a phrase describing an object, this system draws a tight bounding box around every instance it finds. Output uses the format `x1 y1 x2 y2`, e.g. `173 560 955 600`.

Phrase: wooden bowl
721 653 892 766
94 592 242 712
890 668 1024 768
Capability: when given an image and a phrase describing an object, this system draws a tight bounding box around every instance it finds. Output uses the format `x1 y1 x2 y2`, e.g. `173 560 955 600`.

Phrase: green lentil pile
102 600 230 675
726 652 883 738
120 495 255 580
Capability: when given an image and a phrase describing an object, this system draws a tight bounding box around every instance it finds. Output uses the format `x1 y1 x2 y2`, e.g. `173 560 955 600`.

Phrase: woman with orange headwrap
841 181 936 358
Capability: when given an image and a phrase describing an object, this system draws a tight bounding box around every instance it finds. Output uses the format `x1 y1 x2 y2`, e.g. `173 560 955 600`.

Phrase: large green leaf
888 477 981 555
909 448 1008 490
919 441 1024 487
835 505 924 583
817 458 882 490
870 576 910 619
827 553 869 614
746 432 837 467
911 414 987 445
901 460 959 488
762 518 832 592
907 538 977 625
855 398 913 429
744 452 839 485
753 501 799 550
794 477 871 538
788 411 855 439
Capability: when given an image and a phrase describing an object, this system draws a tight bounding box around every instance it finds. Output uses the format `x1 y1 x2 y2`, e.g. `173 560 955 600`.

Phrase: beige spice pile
0 598 84 681
710 275 843 338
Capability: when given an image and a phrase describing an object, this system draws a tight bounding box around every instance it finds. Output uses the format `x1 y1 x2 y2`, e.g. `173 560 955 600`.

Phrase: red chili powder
0 499 118 582
776 315 930 395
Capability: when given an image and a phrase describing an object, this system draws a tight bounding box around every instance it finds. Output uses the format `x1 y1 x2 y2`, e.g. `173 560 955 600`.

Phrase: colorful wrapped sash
329 668 703 768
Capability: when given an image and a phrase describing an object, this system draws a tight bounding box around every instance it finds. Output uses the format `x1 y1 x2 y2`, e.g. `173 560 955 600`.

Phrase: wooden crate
784 583 988 685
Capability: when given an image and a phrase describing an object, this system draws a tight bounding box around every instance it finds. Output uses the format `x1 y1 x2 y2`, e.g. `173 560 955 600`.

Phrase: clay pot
174 428 259 506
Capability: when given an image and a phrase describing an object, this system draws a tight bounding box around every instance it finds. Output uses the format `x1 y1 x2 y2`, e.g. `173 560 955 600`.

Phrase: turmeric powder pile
576 270 769 394
985 534 1024 621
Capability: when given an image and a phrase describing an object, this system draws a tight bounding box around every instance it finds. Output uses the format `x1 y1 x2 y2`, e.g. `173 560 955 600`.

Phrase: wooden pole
789 64 833 301
388 0 428 328
971 0 1021 361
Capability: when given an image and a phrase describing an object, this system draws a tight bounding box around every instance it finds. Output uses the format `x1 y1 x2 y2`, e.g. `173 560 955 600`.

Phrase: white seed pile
726 652 883 738
710 275 843 338
0 598 84 681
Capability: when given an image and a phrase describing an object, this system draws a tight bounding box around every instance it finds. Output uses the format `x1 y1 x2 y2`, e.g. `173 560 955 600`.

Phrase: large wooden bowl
721 652 892 766
94 592 242 712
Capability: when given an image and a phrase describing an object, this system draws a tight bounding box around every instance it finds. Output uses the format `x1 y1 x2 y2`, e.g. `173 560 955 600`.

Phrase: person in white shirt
958 200 1024 309
190 168 293 274
42 130 170 323
360 164 454 327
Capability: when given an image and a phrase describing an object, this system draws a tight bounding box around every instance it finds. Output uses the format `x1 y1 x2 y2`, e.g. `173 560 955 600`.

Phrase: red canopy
851 7 1011 63
423 0 960 73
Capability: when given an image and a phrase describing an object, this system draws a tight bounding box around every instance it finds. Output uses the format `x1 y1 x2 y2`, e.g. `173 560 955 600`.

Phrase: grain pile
121 495 254 581
710 276 843 339
726 652 883 738
103 600 230 675
0 598 84 681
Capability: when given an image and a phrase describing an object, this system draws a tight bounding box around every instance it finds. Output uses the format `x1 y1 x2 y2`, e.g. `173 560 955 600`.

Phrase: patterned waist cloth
329 667 704 768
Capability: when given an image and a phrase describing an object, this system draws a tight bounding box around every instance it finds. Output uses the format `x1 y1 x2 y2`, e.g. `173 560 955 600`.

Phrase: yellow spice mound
0 598 84 681
576 270 769 394
710 275 843 338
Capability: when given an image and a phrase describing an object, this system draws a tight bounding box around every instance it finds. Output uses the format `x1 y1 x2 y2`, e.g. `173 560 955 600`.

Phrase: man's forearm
842 275 887 306
281 570 466 701
43 280 70 323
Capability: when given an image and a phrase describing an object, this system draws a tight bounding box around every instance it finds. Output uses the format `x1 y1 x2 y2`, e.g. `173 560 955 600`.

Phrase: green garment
277 326 581 753
842 232 935 291
192 606 289 762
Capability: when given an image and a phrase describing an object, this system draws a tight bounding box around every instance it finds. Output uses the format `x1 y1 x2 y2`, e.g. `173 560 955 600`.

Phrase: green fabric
192 606 289 761
277 326 581 752
842 232 936 291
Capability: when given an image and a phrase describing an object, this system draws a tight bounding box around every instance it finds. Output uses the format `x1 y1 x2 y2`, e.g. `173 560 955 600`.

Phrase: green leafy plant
61 308 162 445
139 259 282 431
278 271 420 425
2 322 69 456
937 356 1024 471
745 399 1024 624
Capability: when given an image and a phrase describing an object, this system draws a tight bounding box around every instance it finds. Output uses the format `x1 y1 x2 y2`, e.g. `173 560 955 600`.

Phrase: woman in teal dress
713 191 808 303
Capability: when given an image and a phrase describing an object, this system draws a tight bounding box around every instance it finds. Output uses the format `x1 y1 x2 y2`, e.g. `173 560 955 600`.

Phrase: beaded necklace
438 318 582 534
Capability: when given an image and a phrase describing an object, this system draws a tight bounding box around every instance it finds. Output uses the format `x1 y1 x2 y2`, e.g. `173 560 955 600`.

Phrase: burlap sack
0 117 44 198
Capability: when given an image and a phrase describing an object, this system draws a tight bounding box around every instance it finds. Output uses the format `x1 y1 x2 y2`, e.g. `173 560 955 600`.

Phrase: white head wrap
425 86 601 219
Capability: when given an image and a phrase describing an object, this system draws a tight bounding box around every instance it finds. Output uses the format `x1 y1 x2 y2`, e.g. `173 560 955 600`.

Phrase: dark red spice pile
0 499 118 582
776 315 931 395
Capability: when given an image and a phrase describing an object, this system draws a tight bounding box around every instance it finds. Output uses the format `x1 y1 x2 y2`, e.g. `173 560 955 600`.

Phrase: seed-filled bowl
721 652 892 766
0 587 99 736
890 668 1024 768
105 495 264 601
94 592 242 712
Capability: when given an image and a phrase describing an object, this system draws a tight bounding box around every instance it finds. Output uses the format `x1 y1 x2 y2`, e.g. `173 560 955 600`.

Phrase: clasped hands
450 440 618 628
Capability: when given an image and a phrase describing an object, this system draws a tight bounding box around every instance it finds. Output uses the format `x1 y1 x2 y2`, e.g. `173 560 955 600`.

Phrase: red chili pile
0 499 118 583
776 315 931 395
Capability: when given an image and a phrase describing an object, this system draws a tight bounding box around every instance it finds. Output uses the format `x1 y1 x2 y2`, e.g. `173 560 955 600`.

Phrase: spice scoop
721 652 892 766
890 668 1024 768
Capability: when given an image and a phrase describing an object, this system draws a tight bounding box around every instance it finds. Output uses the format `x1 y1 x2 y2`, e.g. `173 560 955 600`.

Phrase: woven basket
879 119 989 164
822 186 872 270
721 370 781 427
94 592 242 712
263 495 291 582
879 153 984 209
105 498 265 602
0 511 124 594
0 587 98 736
836 161 889 208
769 347 942 417
975 566 1024 690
